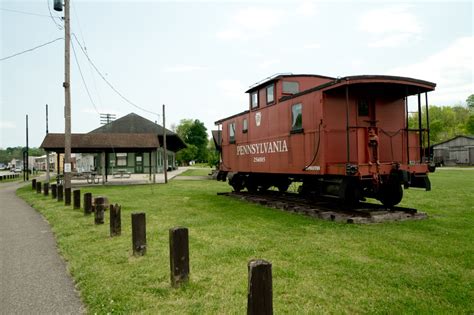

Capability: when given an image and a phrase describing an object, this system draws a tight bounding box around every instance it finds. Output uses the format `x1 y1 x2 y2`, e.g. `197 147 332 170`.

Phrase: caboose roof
245 73 335 93
216 74 437 125
279 75 436 102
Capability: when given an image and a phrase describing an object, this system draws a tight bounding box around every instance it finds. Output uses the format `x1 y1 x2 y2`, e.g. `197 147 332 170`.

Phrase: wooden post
36 182 42 194
43 183 49 196
51 184 57 199
64 187 71 206
110 204 121 237
94 197 105 224
169 227 189 287
32 178 36 190
73 189 80 209
57 184 63 201
83 192 92 215
247 259 273 315
131 212 146 256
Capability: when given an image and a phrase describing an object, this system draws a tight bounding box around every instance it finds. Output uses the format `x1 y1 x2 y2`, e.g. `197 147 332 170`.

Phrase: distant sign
64 163 71 173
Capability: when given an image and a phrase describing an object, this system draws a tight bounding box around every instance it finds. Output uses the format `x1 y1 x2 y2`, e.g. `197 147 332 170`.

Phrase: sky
1 0 473 148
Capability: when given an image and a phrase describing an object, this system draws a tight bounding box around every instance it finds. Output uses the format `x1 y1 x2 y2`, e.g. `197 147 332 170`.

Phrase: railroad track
218 191 427 224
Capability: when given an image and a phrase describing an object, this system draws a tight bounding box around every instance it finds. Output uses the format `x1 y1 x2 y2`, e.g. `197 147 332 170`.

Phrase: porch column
57 153 60 176
153 149 157 183
46 151 50 181
101 151 105 184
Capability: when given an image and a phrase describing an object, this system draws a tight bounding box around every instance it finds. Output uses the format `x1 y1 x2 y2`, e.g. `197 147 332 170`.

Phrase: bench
113 169 132 178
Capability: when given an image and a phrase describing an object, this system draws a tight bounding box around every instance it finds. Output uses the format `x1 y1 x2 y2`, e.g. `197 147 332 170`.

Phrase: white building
433 135 474 166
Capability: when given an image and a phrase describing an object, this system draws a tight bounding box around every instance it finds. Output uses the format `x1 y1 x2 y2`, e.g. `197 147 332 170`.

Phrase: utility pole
100 113 116 125
163 104 167 184
46 104 50 182
24 115 29 181
55 0 72 189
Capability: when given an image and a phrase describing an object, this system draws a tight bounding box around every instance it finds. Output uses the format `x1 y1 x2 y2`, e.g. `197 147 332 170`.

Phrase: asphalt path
0 180 84 314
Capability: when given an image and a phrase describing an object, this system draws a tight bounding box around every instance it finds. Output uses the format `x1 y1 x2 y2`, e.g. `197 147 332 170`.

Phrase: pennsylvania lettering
236 140 288 155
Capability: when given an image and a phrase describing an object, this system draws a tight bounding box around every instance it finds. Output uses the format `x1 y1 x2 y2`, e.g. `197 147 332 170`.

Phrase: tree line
408 94 474 144
172 119 219 167
0 147 46 164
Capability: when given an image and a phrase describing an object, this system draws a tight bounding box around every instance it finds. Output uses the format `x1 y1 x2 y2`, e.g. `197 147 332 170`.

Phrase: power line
69 3 104 110
71 33 160 118
0 37 63 62
47 0 64 30
0 7 57 18
71 1 86 48
71 39 99 113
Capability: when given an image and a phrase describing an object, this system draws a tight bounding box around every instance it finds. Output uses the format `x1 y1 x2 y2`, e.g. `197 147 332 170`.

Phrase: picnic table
84 171 100 184
113 169 131 178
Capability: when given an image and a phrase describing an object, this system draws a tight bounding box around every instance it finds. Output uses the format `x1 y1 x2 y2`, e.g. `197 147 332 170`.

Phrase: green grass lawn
17 170 473 314
178 168 213 177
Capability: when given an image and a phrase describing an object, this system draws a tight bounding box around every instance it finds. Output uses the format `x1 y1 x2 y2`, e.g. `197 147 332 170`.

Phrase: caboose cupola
245 73 334 110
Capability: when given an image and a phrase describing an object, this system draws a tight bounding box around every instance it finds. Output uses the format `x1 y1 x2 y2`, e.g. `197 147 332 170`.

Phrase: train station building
40 113 186 182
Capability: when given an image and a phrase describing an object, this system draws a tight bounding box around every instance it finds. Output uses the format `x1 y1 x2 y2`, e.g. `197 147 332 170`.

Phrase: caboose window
251 92 259 109
243 119 248 133
283 81 299 94
358 100 369 116
229 122 236 143
266 84 275 104
291 103 303 131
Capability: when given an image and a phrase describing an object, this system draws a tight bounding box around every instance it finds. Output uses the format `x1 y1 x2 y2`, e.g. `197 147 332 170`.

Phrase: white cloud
388 37 474 105
359 6 422 48
359 6 421 34
217 2 320 41
303 42 321 49
163 64 208 73
217 79 245 97
368 33 417 48
295 1 317 17
259 58 281 69
0 121 16 129
217 7 285 40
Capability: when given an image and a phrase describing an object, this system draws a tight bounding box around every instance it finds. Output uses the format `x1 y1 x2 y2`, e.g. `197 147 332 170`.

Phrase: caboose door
356 99 376 127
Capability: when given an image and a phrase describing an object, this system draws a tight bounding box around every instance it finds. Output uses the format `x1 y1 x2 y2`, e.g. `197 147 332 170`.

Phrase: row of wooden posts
0 173 20 181
31 178 273 314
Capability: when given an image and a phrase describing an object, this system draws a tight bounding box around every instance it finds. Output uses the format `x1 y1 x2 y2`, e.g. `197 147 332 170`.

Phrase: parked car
11 167 22 173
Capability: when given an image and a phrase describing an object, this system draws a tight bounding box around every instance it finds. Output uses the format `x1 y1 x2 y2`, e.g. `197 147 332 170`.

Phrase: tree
176 144 198 165
175 119 208 162
0 147 45 164
467 94 474 112
408 104 471 144
207 137 220 168
466 115 474 135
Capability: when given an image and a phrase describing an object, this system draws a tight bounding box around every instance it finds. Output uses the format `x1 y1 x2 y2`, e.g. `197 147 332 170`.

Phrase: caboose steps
219 191 428 224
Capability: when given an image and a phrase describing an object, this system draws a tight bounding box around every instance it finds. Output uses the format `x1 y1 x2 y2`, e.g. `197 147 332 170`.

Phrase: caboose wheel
231 183 242 192
229 174 244 192
245 176 258 193
259 184 271 192
275 178 291 192
277 183 290 192
246 182 258 193
379 182 403 208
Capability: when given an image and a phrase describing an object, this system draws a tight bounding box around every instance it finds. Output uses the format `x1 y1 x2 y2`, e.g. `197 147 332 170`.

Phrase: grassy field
177 168 213 177
17 169 473 314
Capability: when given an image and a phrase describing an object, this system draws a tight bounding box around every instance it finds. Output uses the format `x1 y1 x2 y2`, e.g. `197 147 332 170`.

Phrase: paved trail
0 181 84 314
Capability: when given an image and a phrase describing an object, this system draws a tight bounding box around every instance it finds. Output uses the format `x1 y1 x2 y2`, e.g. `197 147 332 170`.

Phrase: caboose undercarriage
220 168 430 208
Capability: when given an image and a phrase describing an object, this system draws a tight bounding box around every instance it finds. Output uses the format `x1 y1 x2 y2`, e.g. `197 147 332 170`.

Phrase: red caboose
214 74 436 207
